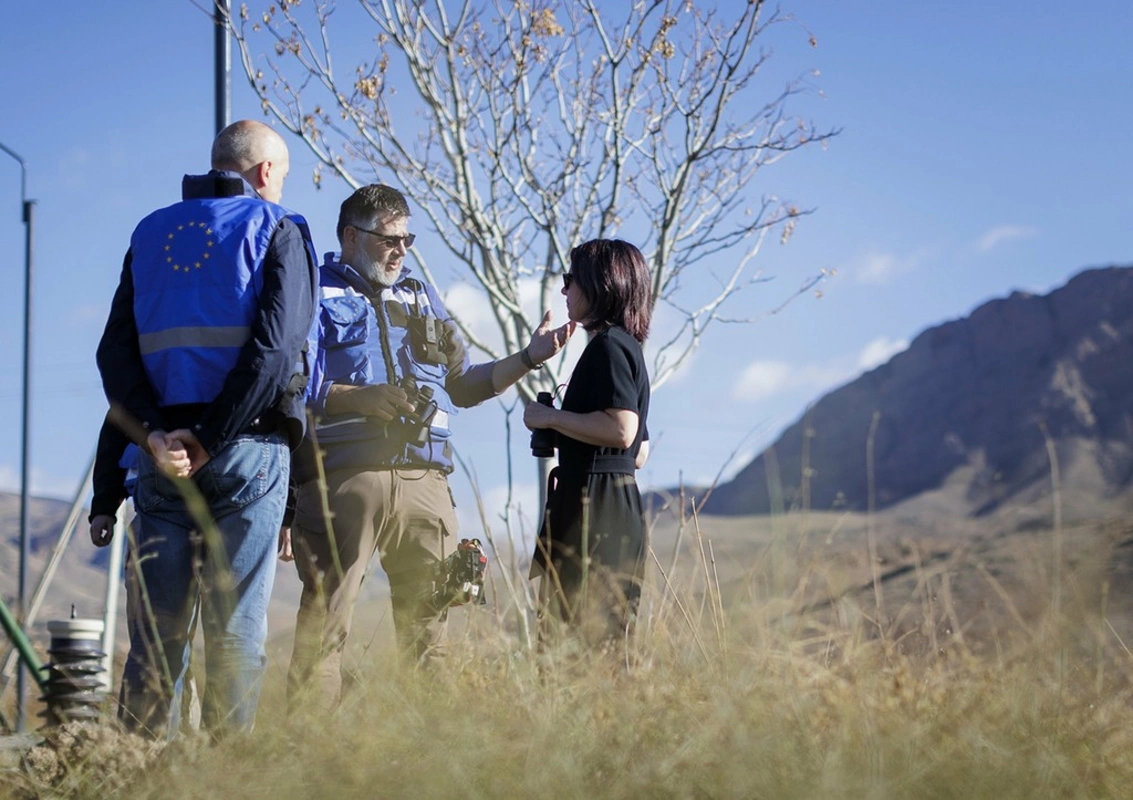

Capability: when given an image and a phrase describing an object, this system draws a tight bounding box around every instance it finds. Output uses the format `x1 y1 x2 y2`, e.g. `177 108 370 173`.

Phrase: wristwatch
520 347 543 370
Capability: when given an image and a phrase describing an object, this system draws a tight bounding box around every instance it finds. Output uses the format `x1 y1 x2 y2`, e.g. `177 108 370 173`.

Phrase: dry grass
6 504 1133 799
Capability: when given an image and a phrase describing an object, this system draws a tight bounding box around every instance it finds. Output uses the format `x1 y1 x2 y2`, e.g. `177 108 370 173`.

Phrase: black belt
570 454 636 475
159 404 284 437
548 455 636 495
246 411 286 435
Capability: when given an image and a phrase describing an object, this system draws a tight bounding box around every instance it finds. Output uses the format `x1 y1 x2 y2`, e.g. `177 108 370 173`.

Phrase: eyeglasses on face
352 225 416 249
562 272 574 290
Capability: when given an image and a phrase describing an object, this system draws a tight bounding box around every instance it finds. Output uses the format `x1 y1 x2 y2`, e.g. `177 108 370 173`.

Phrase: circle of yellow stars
164 220 215 273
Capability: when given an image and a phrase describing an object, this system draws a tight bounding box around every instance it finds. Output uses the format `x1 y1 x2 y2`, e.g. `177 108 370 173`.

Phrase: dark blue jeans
119 433 287 739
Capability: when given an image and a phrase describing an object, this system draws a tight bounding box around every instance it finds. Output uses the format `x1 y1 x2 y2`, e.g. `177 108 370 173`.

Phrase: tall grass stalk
11 500 1133 799
453 446 534 650
16 412 1133 797
865 410 886 639
1038 419 1069 706
692 506 721 645
1038 421 1064 623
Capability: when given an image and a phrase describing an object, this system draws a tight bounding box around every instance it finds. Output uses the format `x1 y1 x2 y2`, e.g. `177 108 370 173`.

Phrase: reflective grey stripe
316 413 452 435
137 326 251 355
316 415 368 431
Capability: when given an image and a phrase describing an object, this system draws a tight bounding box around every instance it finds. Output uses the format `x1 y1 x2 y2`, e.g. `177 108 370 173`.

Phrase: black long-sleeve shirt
90 415 130 522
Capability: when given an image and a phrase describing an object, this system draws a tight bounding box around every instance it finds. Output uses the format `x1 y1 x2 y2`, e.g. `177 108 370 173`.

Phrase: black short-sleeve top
557 326 650 478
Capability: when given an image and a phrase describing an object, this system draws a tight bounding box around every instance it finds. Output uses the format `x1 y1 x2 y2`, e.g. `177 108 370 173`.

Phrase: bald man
97 120 317 739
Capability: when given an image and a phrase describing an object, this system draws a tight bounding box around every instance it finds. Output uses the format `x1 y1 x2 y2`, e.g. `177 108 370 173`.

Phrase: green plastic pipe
0 595 47 689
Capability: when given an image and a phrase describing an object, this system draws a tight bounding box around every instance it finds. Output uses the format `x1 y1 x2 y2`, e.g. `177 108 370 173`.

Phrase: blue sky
0 1 1129 537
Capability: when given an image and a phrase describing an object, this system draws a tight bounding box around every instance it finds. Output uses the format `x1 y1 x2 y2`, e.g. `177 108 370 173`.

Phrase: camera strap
403 278 426 318
366 289 399 385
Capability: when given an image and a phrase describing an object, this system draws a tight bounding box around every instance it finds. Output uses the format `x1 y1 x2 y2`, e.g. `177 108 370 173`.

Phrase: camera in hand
398 376 439 447
530 391 556 458
431 538 488 610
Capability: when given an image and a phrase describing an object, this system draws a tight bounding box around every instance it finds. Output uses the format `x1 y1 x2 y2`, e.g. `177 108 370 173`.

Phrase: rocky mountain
697 264 1133 518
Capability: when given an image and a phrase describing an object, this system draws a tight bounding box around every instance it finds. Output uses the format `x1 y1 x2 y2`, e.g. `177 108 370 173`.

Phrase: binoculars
530 391 556 458
398 376 439 447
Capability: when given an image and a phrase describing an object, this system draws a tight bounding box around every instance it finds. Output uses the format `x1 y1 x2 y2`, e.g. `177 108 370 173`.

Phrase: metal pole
18 197 34 733
102 505 129 692
215 0 231 134
0 596 46 690
0 142 32 732
17 456 93 641
0 456 94 699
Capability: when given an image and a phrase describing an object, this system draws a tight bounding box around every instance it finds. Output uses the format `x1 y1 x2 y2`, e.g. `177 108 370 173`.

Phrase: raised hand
525 310 576 366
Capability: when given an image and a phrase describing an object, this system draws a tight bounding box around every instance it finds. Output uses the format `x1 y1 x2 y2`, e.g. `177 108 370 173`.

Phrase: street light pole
0 142 34 733
215 0 231 134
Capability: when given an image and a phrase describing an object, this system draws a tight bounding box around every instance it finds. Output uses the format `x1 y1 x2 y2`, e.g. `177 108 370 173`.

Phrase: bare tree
227 0 836 397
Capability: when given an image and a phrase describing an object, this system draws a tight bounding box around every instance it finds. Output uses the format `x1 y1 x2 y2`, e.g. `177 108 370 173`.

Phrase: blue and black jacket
97 171 318 456
293 253 497 483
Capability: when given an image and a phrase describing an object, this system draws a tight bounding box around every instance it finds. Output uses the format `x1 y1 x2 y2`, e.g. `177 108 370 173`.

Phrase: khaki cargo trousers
287 466 458 707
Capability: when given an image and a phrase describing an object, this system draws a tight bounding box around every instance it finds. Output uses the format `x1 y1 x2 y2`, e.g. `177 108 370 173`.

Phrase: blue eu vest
310 259 460 473
130 196 302 406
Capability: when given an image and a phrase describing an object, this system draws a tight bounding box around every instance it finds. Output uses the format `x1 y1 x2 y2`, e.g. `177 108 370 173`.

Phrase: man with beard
287 184 574 707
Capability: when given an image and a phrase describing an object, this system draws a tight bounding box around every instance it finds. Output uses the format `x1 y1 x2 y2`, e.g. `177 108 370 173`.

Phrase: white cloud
856 253 899 285
734 337 909 404
852 248 933 287
643 300 692 385
453 480 541 554
732 360 845 402
443 276 577 364
67 303 111 329
643 337 696 387
0 464 83 500
660 351 696 385
55 148 94 191
857 336 908 371
442 282 503 351
976 224 1038 254
733 361 791 401
0 465 17 493
853 247 933 285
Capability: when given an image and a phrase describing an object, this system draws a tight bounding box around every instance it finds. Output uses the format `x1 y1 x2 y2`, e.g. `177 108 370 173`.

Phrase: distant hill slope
0 492 374 660
698 264 1133 517
0 491 114 628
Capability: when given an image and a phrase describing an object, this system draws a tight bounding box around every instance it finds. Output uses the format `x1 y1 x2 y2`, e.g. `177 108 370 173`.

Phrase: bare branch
231 0 837 396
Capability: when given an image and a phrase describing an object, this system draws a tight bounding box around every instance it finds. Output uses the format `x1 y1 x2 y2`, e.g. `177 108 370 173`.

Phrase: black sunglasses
353 225 416 249
562 272 574 289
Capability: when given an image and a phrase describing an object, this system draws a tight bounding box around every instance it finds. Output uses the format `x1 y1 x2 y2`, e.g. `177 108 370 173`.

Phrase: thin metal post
0 454 94 701
0 142 32 732
102 506 129 692
215 1 231 134
18 198 34 733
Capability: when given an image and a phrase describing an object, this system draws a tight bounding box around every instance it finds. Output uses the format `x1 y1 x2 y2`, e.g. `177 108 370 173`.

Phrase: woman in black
524 239 652 646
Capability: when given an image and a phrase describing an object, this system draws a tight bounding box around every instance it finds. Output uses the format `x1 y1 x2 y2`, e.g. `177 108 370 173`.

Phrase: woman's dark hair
569 239 652 343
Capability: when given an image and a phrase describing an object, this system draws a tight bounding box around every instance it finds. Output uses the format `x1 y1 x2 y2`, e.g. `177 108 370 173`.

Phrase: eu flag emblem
163 220 215 274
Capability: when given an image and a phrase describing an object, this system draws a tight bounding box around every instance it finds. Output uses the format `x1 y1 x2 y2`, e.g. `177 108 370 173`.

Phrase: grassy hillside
5 499 1133 798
